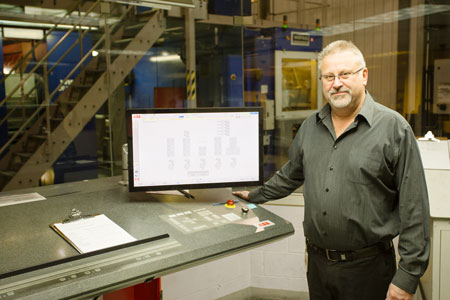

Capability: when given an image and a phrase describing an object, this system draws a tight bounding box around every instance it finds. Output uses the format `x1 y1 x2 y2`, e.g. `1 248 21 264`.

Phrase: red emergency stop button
225 200 236 208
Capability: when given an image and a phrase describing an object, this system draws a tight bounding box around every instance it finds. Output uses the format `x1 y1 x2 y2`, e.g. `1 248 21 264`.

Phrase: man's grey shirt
250 92 430 294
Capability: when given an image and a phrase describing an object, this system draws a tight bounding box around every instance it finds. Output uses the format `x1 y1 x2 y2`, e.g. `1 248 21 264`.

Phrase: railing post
43 55 51 155
104 16 114 176
78 3 85 73
19 66 26 131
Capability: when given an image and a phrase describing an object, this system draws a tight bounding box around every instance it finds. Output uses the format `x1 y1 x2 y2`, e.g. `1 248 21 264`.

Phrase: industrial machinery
243 27 322 174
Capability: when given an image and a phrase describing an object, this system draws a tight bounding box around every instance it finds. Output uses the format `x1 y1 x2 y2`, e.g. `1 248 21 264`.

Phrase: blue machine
268 27 322 52
131 23 244 109
46 31 93 101
131 46 186 109
222 55 244 107
244 27 322 106
195 54 244 108
244 27 322 178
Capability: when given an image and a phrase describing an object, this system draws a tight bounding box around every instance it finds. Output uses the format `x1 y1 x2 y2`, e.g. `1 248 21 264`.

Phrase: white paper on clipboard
51 214 136 253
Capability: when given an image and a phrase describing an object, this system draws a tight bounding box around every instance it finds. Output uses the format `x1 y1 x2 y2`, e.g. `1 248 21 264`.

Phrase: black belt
306 239 393 262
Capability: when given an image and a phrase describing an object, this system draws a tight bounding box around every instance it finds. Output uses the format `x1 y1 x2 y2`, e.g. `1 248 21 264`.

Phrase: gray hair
318 40 366 70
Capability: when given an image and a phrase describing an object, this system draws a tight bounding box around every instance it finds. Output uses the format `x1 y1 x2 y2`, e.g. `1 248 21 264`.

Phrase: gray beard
328 91 352 108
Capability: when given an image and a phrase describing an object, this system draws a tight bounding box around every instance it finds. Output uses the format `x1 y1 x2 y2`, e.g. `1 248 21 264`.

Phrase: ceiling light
3 27 44 40
0 19 97 30
149 54 181 62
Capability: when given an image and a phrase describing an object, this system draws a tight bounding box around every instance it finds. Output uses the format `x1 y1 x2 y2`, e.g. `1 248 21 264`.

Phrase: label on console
254 220 275 229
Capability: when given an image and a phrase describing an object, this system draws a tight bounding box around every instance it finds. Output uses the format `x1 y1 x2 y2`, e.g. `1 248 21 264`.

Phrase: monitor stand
145 189 195 199
178 190 195 199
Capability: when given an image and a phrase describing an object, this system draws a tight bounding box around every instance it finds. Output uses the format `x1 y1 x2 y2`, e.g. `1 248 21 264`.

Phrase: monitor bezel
126 106 264 192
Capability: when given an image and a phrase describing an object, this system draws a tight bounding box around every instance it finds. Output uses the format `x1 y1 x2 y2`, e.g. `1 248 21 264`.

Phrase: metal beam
103 0 194 9
185 6 197 108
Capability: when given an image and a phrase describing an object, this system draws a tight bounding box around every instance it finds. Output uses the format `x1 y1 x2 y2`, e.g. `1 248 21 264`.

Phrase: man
233 40 430 300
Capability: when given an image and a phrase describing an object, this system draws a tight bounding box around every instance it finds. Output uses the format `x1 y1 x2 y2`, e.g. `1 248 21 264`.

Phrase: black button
325 188 329 192
329 167 334 171
322 211 327 216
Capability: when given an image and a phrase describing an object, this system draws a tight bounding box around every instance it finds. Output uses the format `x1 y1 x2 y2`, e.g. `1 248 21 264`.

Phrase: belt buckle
326 249 346 262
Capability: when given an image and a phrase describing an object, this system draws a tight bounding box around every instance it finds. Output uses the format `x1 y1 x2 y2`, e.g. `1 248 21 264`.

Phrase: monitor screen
127 107 264 192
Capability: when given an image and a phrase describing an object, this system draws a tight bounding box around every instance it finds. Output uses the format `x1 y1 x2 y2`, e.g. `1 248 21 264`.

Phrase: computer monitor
126 107 264 192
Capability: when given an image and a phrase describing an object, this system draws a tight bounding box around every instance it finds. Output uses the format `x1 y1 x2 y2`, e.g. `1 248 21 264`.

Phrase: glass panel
0 1 449 192
281 58 317 112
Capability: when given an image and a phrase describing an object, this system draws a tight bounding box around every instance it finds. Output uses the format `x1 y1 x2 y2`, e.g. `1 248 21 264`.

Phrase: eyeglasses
320 66 365 83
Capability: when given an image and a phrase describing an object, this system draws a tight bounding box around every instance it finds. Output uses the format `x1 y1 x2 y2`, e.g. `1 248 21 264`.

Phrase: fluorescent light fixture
0 19 97 30
149 54 181 62
92 50 99 57
3 27 44 40
24 7 68 18
24 6 101 21
55 24 96 30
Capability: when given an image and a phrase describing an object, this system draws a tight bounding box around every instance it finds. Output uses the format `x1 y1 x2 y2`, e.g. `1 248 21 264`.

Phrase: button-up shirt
250 91 430 294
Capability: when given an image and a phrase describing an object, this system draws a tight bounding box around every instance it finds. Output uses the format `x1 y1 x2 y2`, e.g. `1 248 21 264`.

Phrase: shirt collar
316 90 375 127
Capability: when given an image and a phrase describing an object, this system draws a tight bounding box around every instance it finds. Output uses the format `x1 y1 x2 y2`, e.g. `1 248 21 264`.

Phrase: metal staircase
0 2 166 191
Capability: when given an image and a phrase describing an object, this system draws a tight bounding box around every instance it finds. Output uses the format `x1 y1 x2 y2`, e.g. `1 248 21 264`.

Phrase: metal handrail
0 7 98 128
0 0 83 89
0 36 105 157
0 0 101 110
0 5 134 158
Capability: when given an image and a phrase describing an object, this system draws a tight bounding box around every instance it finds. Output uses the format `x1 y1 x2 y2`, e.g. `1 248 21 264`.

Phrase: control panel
161 199 259 234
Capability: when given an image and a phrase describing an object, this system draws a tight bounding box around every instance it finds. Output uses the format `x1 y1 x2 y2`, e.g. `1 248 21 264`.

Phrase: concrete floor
217 288 309 300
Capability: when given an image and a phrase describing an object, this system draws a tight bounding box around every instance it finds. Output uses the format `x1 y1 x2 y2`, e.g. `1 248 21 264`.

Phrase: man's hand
232 190 250 200
386 283 414 300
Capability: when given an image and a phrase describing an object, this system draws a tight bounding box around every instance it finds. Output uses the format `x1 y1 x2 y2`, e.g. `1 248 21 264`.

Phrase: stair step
15 152 32 159
113 38 133 45
136 8 157 16
6 103 39 108
0 170 16 178
7 117 27 124
125 23 145 31
29 134 47 140
71 84 91 89
60 100 79 105
85 69 105 74
0 10 165 191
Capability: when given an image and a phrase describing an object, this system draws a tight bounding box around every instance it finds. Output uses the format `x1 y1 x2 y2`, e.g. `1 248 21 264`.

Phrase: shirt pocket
346 150 382 185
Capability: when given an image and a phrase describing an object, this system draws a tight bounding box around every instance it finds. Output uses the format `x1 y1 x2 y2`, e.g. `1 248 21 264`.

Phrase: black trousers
307 247 396 300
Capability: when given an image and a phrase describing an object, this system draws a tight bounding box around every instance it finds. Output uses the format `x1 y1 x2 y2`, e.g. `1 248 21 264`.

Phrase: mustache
329 88 351 96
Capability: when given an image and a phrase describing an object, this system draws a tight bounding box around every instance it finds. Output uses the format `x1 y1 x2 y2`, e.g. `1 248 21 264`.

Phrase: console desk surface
0 177 294 300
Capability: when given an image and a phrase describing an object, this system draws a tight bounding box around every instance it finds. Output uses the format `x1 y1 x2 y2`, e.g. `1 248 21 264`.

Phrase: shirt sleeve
249 126 305 204
391 125 430 294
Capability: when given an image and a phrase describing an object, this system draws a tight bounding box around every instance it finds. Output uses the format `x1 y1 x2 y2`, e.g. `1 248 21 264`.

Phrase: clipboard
50 209 137 254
